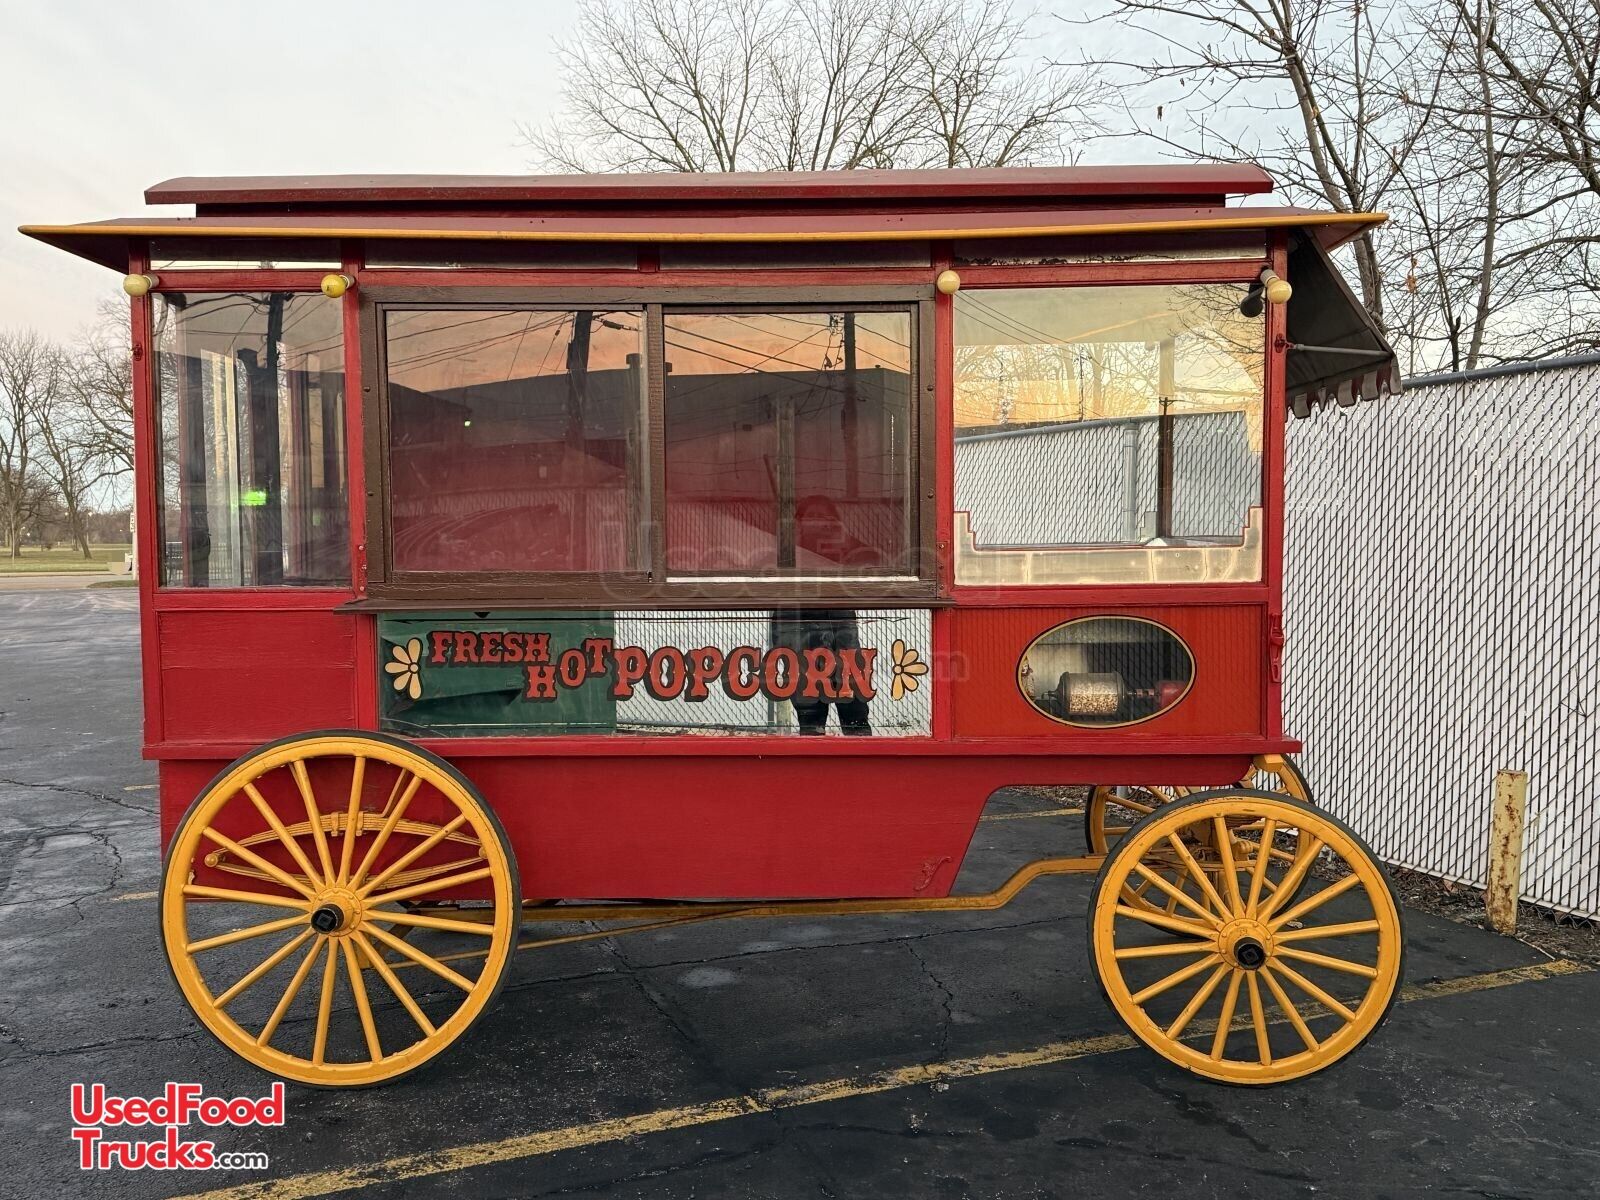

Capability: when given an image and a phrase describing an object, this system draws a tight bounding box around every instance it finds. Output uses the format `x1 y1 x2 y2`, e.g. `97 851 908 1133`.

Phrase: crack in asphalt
905 939 957 1064
0 774 156 817
589 930 844 1198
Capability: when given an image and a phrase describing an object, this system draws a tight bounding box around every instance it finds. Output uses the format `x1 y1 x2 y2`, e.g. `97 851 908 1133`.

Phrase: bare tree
0 331 56 560
66 304 135 478
31 345 117 560
1083 0 1600 369
522 0 1100 172
1081 0 1437 326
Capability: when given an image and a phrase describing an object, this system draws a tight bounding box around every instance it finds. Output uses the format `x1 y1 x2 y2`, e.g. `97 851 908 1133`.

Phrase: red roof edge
144 165 1275 209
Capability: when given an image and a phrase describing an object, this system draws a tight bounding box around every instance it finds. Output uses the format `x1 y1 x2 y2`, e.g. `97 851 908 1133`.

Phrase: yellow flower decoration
384 638 424 701
889 638 928 701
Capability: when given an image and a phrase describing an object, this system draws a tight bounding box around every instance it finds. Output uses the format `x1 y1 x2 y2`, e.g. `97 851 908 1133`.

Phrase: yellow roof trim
19 211 1387 246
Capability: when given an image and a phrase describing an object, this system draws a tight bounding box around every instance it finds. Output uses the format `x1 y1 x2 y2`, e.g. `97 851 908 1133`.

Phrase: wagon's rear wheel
1088 789 1403 1084
161 731 520 1087
1086 756 1313 915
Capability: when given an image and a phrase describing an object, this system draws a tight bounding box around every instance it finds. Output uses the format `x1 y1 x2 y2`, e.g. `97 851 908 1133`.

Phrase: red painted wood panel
160 749 1258 900
157 610 357 744
948 605 1264 738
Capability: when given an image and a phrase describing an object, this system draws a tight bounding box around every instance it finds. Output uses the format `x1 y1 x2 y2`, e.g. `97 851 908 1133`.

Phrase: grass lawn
0 544 132 574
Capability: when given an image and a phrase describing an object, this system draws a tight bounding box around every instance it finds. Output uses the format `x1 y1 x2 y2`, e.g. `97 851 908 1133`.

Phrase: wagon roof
138 165 1276 208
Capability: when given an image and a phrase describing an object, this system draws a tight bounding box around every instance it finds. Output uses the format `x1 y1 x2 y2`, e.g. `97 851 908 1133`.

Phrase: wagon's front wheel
161 731 520 1087
1088 789 1403 1085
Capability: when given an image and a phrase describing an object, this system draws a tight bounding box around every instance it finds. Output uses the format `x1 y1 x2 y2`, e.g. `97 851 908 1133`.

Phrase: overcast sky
1 3 1153 340
0 0 583 337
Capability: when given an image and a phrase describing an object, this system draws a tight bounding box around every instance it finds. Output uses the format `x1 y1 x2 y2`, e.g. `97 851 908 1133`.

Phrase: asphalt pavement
1 588 1596 1199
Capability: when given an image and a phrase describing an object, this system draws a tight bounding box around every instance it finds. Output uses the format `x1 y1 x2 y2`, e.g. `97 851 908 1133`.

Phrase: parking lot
2 589 1597 1199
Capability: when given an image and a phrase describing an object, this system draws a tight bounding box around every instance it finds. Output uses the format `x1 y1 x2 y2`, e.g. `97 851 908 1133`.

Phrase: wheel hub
1234 937 1267 970
308 887 362 937
1218 918 1275 970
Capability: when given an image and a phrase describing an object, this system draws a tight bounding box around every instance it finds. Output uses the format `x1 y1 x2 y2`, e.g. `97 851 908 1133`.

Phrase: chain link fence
1284 355 1600 919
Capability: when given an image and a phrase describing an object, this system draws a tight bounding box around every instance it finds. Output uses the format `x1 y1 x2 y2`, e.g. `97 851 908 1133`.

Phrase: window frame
359 286 937 607
150 288 352 590
949 276 1270 586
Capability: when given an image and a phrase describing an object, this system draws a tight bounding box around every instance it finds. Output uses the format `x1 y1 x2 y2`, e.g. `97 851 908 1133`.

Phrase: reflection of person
769 609 872 736
795 494 880 568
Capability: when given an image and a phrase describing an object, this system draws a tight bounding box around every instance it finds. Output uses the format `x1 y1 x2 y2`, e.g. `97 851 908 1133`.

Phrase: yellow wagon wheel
160 730 520 1087
1086 756 1313 916
1088 788 1404 1085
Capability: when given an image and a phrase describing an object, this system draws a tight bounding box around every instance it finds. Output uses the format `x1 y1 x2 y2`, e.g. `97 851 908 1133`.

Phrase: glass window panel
149 238 340 270
385 309 646 574
953 284 1264 585
1018 617 1194 726
154 292 348 587
663 310 915 577
659 242 928 270
954 235 1266 265
363 241 639 270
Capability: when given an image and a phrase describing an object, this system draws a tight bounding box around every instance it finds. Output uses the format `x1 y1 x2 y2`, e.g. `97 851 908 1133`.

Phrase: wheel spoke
1166 962 1230 1039
1261 965 1319 1051
200 829 319 901
183 883 308 911
379 909 497 936
1131 952 1224 1006
337 756 367 885
1164 834 1230 915
187 912 308 954
1268 960 1359 1022
358 813 472 897
291 761 338 886
242 781 324 890
1113 903 1215 940
1213 817 1246 912
1276 946 1379 979
257 936 323 1048
340 939 384 1063
1267 873 1363 931
215 929 315 1011
1259 835 1326 919
1133 863 1224 927
365 922 476 991
1210 969 1244 1060
1245 972 1272 1065
352 931 437 1037
349 772 423 890
1114 940 1215 960
1274 919 1381 944
367 866 495 908
312 939 339 1066
1244 818 1277 916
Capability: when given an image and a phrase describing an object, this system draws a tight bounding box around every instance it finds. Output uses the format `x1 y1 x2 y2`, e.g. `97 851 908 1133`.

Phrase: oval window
1017 616 1195 727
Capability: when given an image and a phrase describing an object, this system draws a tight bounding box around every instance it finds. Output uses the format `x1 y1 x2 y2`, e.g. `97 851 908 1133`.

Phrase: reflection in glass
154 292 347 587
954 285 1263 581
663 311 914 577
385 309 646 573
1018 617 1194 727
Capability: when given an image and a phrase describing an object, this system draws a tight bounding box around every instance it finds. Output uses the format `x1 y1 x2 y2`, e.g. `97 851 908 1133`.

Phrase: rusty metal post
1485 770 1528 934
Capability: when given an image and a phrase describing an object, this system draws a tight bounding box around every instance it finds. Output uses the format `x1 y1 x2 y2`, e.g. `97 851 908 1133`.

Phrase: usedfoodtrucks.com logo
71 1083 281 1171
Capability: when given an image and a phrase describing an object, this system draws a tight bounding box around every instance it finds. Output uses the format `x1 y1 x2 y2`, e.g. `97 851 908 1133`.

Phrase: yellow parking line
172 957 1591 1200
111 890 158 903
980 806 1083 822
